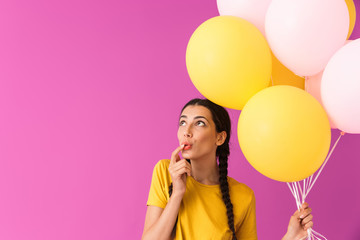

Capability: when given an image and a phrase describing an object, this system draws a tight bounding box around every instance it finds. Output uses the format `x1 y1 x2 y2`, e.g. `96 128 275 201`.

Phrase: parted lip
181 141 192 146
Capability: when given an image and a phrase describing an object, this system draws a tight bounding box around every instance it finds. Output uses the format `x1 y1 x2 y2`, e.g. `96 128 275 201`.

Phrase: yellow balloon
238 86 331 182
346 0 356 39
186 16 271 110
269 53 305 89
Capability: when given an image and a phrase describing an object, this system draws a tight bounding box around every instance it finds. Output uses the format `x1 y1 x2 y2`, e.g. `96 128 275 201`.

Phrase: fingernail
300 215 304 219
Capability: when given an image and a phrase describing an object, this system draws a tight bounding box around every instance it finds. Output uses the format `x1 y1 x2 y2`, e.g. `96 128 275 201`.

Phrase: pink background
0 1 359 239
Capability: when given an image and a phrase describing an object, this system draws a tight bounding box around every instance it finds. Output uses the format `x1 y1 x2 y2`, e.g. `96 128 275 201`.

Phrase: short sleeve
146 160 171 209
235 190 257 240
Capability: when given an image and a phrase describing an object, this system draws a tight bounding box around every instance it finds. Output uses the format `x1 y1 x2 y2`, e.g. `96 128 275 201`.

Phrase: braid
168 183 177 237
218 144 237 240
168 159 191 237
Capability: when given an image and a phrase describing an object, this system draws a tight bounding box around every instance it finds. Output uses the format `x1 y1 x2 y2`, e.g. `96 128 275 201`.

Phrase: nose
184 126 192 138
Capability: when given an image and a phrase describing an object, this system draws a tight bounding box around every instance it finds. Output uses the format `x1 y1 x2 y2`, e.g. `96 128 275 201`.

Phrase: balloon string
301 180 306 203
287 182 295 198
286 131 344 240
311 228 328 240
293 182 301 208
305 131 345 197
287 182 312 237
307 174 313 191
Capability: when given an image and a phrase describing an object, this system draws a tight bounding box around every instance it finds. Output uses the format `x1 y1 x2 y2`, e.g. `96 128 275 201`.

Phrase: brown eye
196 121 205 126
179 120 186 126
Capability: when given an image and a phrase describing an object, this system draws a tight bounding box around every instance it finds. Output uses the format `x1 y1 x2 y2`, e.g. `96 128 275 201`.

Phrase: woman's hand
168 145 192 197
283 202 314 240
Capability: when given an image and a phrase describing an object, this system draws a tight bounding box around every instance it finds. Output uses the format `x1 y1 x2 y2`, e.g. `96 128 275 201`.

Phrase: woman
142 98 313 240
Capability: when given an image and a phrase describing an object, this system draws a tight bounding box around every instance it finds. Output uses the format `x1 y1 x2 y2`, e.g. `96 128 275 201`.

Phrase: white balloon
217 0 272 35
321 38 360 134
265 0 349 76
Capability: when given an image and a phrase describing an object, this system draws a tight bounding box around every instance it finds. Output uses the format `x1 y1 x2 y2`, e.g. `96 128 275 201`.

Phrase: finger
170 159 191 171
173 168 191 179
292 209 301 218
169 159 189 169
171 163 191 176
301 202 309 210
171 145 185 164
303 221 313 231
301 214 313 225
299 208 312 219
292 208 308 222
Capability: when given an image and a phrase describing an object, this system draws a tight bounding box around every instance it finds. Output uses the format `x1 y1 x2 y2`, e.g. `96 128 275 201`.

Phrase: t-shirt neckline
189 175 229 188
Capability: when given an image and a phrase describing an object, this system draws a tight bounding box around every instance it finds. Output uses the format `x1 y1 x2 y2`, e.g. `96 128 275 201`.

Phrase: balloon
321 38 360 134
270 53 305 89
346 0 356 39
305 40 352 129
216 0 272 36
238 86 331 182
305 72 337 129
186 16 272 110
265 0 349 76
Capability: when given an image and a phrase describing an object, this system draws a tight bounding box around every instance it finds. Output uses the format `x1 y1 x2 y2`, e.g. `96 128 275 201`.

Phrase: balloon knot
340 131 345 136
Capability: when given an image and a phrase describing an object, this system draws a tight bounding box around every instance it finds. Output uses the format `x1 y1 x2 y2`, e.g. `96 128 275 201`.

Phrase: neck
190 153 220 185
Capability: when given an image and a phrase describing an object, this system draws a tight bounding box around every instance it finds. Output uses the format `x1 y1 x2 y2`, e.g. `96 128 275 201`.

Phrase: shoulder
153 159 171 171
227 177 255 201
227 176 254 194
151 159 171 181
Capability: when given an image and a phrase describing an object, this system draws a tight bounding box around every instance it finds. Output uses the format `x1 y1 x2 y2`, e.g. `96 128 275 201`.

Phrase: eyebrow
180 115 209 122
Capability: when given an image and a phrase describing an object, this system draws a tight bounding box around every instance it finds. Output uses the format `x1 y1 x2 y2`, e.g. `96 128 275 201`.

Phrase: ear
216 131 227 146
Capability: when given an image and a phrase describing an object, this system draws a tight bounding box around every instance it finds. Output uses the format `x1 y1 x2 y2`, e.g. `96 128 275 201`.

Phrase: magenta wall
0 1 359 239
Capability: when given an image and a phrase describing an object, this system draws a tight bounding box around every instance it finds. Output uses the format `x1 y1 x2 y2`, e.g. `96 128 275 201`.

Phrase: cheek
177 129 182 141
197 132 216 145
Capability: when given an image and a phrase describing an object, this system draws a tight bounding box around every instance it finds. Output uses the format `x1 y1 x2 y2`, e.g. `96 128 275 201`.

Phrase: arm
142 193 183 240
235 190 257 239
281 202 313 240
142 145 191 240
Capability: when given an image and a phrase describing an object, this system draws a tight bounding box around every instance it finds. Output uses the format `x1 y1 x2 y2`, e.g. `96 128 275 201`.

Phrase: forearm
281 234 289 240
281 232 297 240
142 193 183 240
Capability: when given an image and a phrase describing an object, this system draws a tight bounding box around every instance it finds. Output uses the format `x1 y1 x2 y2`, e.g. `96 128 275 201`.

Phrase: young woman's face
177 105 224 160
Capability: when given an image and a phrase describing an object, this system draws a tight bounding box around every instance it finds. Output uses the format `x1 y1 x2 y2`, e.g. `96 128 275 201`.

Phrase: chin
181 151 192 159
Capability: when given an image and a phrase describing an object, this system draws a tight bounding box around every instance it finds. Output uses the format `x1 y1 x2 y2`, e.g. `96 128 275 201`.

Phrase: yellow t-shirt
147 159 257 240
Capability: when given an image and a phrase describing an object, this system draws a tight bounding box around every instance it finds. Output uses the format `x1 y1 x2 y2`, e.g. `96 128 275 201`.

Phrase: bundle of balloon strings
287 131 345 240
